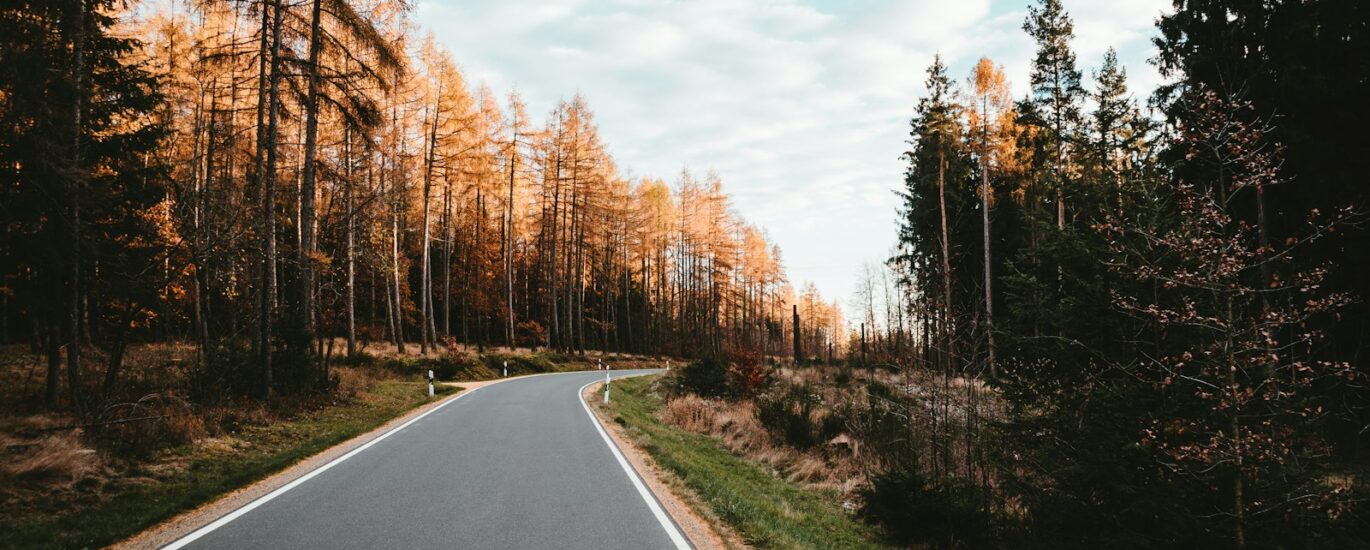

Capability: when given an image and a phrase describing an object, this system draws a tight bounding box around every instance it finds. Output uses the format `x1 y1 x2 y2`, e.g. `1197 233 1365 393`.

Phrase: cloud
415 0 1171 306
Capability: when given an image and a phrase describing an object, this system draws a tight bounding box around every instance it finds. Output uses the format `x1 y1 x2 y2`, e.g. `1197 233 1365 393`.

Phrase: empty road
166 370 689 550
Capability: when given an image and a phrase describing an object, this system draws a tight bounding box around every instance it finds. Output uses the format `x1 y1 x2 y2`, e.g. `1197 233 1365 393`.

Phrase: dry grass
661 363 1008 506
659 392 866 495
1 431 104 483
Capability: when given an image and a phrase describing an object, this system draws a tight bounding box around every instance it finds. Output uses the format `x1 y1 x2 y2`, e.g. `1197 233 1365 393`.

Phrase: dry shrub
164 413 208 444
661 378 871 495
334 366 381 398
661 394 716 433
661 395 794 470
3 432 103 483
97 393 207 453
727 347 772 397
202 401 273 436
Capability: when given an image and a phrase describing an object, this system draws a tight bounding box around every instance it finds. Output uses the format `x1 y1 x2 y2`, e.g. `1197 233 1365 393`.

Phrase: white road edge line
162 384 483 550
578 376 692 550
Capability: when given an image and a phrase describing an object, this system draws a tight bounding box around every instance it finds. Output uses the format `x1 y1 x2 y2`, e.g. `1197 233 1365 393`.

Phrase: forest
2 0 1368 548
0 0 845 406
848 0 1369 546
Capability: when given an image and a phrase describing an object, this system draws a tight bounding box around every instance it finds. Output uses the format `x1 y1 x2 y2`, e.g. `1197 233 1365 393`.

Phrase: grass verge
2 380 456 549
598 376 893 550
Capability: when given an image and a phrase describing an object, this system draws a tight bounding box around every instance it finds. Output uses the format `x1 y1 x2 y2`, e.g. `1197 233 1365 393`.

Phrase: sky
414 0 1173 306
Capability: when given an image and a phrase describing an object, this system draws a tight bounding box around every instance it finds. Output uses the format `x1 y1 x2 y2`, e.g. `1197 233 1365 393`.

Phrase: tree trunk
258 0 284 398
66 0 86 418
296 0 324 358
345 138 357 358
419 99 439 353
506 127 517 347
981 96 996 379
938 147 956 374
45 321 60 408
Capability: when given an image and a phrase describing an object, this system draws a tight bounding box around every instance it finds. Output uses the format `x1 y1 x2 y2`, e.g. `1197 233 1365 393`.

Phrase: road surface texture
166 369 689 550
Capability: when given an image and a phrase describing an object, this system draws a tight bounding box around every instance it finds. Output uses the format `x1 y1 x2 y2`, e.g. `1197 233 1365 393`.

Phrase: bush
479 353 559 376
849 389 917 468
380 353 489 381
861 464 991 547
93 393 203 456
677 355 731 398
515 320 546 348
834 367 852 387
727 347 773 397
756 383 842 449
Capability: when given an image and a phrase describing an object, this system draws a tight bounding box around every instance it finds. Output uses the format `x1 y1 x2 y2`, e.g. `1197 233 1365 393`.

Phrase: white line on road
578 377 692 550
162 385 483 550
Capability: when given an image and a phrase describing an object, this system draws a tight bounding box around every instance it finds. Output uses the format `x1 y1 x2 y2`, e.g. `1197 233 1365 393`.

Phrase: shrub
380 353 488 381
515 320 546 348
834 367 852 387
727 347 773 397
756 383 841 449
861 464 991 547
480 353 560 376
94 393 202 456
677 355 731 398
849 389 917 468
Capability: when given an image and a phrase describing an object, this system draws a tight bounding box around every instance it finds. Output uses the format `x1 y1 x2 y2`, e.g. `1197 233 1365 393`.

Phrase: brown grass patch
659 390 867 495
2 431 104 483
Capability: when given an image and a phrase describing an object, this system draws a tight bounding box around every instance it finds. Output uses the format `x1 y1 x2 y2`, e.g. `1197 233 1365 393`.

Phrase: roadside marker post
426 369 434 398
604 367 611 404
503 361 507 377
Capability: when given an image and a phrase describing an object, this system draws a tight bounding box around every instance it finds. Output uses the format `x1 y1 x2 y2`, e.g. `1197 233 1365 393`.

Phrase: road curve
167 369 688 550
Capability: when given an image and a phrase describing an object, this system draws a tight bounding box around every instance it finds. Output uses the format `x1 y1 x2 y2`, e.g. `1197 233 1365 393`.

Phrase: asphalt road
167 369 689 550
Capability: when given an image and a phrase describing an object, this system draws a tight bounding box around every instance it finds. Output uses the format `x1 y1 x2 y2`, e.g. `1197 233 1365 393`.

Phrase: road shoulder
584 379 747 550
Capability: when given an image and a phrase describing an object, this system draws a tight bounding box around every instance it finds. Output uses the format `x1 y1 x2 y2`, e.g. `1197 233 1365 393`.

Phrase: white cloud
415 0 1171 306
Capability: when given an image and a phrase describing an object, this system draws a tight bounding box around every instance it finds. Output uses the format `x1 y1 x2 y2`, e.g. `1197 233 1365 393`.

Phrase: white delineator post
603 366 611 404
502 360 507 377
426 369 434 398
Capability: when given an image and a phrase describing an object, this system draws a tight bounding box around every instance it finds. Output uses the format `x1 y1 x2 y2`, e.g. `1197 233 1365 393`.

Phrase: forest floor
593 374 896 550
0 342 651 549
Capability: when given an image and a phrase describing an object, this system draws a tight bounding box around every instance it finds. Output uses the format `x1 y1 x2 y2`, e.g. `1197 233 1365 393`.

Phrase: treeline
868 0 1368 547
0 0 845 409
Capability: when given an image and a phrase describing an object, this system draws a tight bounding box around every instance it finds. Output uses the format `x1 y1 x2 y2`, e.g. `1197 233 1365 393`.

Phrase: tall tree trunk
419 100 439 354
980 97 996 379
474 187 484 351
66 0 86 418
257 0 284 398
296 0 324 359
442 176 452 338
345 136 357 358
45 321 60 408
938 147 956 374
506 126 517 347
390 173 405 353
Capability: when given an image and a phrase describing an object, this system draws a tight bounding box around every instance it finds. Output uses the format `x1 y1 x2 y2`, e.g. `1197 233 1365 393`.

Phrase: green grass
2 380 457 549
600 376 894 550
